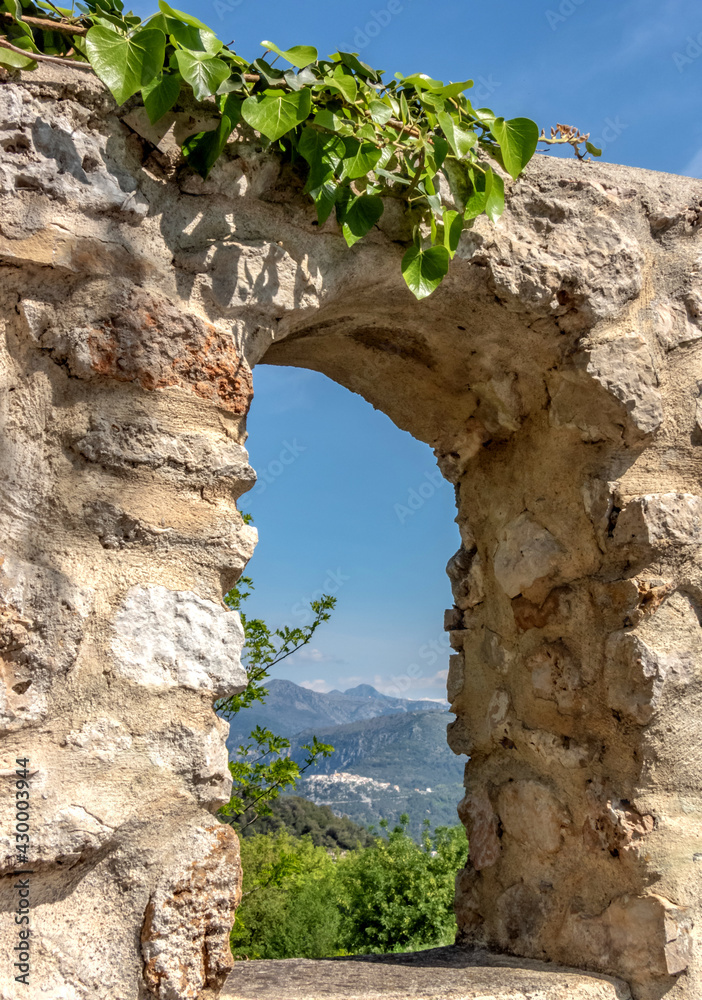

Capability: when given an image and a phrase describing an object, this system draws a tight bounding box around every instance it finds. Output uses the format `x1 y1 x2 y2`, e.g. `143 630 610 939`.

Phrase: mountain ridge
225 677 446 751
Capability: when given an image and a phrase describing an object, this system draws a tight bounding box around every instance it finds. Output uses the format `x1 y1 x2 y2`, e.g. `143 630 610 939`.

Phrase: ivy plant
0 0 600 298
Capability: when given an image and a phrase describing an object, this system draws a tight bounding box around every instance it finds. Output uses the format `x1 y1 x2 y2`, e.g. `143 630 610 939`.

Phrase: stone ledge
221 946 632 999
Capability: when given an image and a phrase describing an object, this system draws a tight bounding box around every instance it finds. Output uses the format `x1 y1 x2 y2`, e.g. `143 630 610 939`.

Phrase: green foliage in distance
0 0 599 298
231 818 468 960
238 795 375 850
216 576 336 831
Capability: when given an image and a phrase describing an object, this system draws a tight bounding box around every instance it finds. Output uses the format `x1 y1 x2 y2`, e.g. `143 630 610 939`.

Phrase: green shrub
230 819 468 959
231 830 342 960
336 818 468 954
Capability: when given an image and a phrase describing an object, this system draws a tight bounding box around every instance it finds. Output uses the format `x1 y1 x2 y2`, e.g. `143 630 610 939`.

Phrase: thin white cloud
372 669 449 699
299 679 333 694
291 647 345 665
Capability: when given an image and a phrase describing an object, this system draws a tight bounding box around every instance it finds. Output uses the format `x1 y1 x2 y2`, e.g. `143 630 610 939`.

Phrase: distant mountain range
225 678 445 751
225 680 465 838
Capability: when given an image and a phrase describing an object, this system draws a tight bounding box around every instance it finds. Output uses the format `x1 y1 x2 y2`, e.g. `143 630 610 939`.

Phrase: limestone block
529 642 585 715
458 786 501 871
111 586 247 697
612 493 702 555
493 513 566 599
73 416 256 494
481 629 515 675
497 780 570 855
583 786 654 857
0 554 92 733
146 718 234 811
446 545 486 610
583 334 663 436
20 286 254 414
557 894 692 982
605 589 702 724
494 882 550 953
605 632 690 724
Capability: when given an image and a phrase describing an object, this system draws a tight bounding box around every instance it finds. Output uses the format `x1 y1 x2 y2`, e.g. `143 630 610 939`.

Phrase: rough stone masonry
0 62 701 1000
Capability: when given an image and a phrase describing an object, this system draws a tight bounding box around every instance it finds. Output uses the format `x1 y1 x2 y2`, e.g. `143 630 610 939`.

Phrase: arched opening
223 361 468 956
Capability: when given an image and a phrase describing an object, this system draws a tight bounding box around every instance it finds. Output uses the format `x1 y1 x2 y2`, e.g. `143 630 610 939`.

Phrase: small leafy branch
0 0 599 298
216 576 336 831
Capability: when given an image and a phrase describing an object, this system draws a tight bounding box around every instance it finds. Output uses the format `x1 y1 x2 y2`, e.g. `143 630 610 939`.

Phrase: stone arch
1 63 702 1000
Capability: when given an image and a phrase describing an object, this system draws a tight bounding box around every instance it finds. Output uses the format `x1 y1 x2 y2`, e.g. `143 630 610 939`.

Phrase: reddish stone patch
512 587 573 631
87 288 253 415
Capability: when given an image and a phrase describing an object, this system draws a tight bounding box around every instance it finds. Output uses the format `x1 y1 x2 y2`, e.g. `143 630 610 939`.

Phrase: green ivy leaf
438 112 477 159
442 158 472 213
325 64 357 104
174 49 230 101
490 117 538 179
485 168 505 222
586 141 602 157
401 245 450 299
437 79 473 99
86 25 165 105
313 109 342 132
260 39 317 69
241 89 312 142
429 135 449 172
166 19 222 55
463 167 499 221
442 208 463 257
340 194 383 247
309 179 340 225
340 138 382 180
158 0 210 29
368 100 393 126
0 36 36 70
355 123 377 141
337 51 379 81
141 72 181 124
297 125 344 189
182 112 235 179
400 73 444 91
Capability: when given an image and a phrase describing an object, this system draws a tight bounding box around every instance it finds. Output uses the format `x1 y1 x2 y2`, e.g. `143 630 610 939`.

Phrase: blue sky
134 0 702 699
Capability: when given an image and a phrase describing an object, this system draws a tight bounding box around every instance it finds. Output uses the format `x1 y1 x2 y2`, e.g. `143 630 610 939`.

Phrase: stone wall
1 63 702 1000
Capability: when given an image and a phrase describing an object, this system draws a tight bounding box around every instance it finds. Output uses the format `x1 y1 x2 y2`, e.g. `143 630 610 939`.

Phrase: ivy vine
0 0 601 298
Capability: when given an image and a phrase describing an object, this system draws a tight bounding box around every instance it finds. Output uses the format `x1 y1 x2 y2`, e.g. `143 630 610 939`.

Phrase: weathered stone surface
222 947 631 1000
458 786 501 871
584 333 663 436
493 513 566 599
3 62 702 1000
496 780 570 855
142 823 242 1000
